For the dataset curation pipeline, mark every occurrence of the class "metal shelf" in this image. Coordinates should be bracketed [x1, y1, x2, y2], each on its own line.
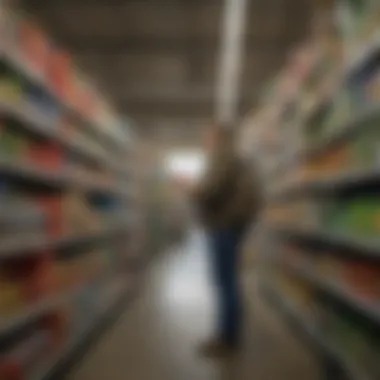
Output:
[301, 105, 380, 161]
[0, 158, 129, 197]
[0, 288, 79, 341]
[275, 225, 380, 261]
[0, 226, 125, 259]
[262, 283, 371, 380]
[283, 261, 380, 326]
[0, 101, 120, 172]
[0, 47, 128, 159]
[271, 167, 380, 200]
[31, 287, 130, 380]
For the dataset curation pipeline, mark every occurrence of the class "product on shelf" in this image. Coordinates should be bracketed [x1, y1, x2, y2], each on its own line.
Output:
[25, 140, 64, 170]
[47, 48, 71, 99]
[18, 19, 49, 77]
[22, 255, 57, 302]
[0, 3, 135, 380]
[0, 64, 23, 105]
[241, 1, 380, 378]
[0, 256, 56, 320]
[324, 194, 380, 237]
[309, 145, 349, 173]
[0, 122, 28, 159]
[0, 272, 23, 319]
[0, 329, 51, 380]
[36, 194, 63, 237]
[341, 259, 380, 300]
[62, 191, 101, 235]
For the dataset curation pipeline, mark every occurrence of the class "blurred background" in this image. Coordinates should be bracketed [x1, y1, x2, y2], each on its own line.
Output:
[0, 0, 379, 379]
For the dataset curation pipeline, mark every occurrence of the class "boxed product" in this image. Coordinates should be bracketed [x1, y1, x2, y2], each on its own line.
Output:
[323, 195, 380, 237]
[25, 140, 64, 170]
[301, 144, 350, 179]
[22, 255, 57, 302]
[0, 64, 23, 105]
[47, 48, 71, 100]
[0, 122, 28, 159]
[0, 255, 56, 318]
[17, 19, 49, 77]
[0, 273, 23, 318]
[341, 259, 380, 300]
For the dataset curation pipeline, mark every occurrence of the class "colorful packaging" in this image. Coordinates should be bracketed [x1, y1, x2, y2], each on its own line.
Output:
[18, 20, 49, 77]
[25, 141, 64, 170]
[47, 48, 71, 100]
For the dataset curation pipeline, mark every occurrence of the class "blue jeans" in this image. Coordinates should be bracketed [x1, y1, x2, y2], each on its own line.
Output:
[208, 226, 245, 346]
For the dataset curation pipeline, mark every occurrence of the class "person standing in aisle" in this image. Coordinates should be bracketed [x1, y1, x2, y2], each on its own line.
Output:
[194, 122, 262, 357]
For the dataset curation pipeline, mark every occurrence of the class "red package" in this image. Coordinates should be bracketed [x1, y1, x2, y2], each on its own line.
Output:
[0, 359, 22, 380]
[343, 260, 380, 300]
[23, 256, 56, 301]
[25, 141, 64, 170]
[47, 49, 71, 99]
[42, 311, 69, 347]
[18, 20, 49, 76]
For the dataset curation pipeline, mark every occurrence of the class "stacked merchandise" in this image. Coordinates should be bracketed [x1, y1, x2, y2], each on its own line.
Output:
[242, 1, 380, 379]
[0, 5, 139, 380]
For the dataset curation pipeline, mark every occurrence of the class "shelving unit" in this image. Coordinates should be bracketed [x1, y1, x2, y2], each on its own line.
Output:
[280, 259, 380, 325]
[0, 4, 142, 380]
[241, 1, 380, 379]
[262, 283, 370, 380]
[275, 224, 380, 261]
[30, 281, 130, 380]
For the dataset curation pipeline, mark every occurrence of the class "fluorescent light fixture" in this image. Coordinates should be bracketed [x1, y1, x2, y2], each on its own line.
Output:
[164, 150, 206, 180]
[216, 0, 248, 125]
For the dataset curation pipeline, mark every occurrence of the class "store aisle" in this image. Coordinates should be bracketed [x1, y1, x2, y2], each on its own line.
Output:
[67, 230, 319, 380]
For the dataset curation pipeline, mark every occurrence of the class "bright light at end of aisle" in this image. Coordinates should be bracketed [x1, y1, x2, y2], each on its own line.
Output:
[164, 150, 206, 182]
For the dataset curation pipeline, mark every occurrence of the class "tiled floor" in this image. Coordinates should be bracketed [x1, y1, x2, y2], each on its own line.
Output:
[67, 230, 319, 380]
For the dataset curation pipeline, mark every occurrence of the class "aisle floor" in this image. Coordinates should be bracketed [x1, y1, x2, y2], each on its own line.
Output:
[67, 230, 319, 380]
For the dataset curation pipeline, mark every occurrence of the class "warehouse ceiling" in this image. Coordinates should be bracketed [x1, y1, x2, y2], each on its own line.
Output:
[20, 0, 315, 144]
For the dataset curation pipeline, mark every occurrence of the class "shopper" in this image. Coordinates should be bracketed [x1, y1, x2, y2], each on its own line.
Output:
[194, 122, 261, 357]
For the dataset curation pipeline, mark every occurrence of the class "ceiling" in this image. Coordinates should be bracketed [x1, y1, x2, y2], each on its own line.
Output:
[19, 0, 317, 146]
